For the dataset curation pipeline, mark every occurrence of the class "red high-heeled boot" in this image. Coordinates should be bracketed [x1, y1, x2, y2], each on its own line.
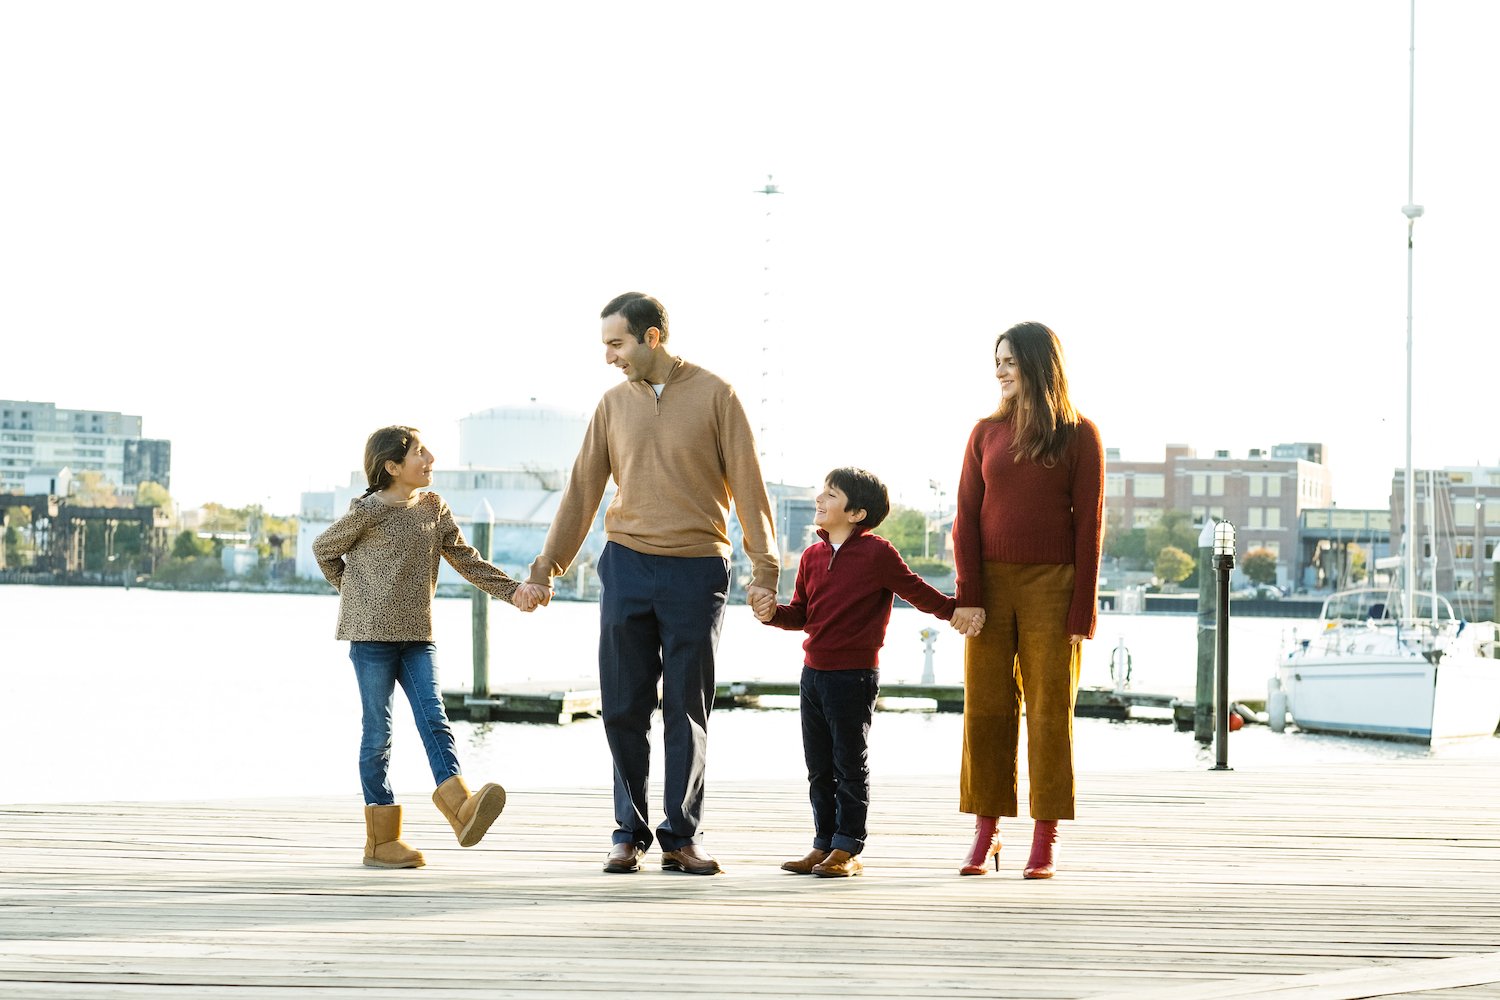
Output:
[959, 816, 1001, 875]
[1023, 819, 1058, 879]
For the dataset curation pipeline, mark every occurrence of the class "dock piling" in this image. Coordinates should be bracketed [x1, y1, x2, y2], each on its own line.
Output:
[1194, 521, 1215, 743]
[470, 500, 495, 721]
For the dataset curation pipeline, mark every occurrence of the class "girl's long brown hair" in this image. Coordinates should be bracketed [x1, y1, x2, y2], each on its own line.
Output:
[362, 426, 420, 496]
[987, 322, 1078, 466]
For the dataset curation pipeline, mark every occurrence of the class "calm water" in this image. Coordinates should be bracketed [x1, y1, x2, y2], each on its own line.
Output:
[3, 585, 1495, 805]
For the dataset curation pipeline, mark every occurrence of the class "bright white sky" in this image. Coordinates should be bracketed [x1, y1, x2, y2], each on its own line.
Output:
[3, 2, 1496, 519]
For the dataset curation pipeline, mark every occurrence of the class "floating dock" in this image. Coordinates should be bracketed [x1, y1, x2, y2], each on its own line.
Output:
[445, 680, 1184, 725]
[443, 681, 602, 725]
[715, 679, 1180, 722]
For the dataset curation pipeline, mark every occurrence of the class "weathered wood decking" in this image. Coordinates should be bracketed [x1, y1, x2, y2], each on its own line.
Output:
[4, 756, 1500, 998]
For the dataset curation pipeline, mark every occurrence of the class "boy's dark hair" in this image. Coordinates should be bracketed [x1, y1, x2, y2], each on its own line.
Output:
[826, 467, 891, 530]
[601, 292, 670, 344]
[362, 425, 420, 497]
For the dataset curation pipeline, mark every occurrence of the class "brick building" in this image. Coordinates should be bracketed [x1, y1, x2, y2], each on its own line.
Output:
[1105, 442, 1334, 590]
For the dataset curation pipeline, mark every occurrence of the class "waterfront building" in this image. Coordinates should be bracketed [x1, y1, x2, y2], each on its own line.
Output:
[221, 545, 260, 577]
[1296, 507, 1391, 592]
[123, 439, 173, 492]
[1391, 465, 1500, 609]
[1105, 442, 1334, 590]
[0, 399, 171, 496]
[770, 483, 819, 560]
[22, 466, 72, 497]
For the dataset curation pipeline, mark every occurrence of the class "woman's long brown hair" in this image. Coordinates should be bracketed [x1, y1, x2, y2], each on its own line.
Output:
[986, 322, 1078, 466]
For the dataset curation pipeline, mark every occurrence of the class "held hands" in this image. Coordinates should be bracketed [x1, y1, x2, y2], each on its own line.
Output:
[747, 584, 777, 623]
[513, 582, 553, 613]
[950, 607, 986, 638]
[944, 608, 1079, 644]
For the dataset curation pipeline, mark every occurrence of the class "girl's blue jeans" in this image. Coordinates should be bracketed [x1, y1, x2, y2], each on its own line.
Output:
[349, 641, 461, 805]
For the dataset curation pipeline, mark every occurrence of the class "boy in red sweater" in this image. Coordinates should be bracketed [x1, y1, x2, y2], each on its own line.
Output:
[754, 467, 970, 877]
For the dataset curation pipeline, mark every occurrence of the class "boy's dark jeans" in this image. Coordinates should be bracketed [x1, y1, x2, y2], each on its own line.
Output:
[800, 665, 879, 856]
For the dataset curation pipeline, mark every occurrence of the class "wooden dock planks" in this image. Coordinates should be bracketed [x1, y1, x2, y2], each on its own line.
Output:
[4, 755, 1500, 998]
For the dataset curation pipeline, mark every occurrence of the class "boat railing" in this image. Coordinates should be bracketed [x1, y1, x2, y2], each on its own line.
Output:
[1318, 587, 1457, 625]
[1291, 614, 1466, 660]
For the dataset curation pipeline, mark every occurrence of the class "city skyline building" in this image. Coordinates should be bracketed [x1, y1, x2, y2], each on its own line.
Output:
[1, 399, 171, 497]
[1391, 464, 1500, 604]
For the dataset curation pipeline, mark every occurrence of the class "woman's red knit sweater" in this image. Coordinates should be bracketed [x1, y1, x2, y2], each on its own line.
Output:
[951, 416, 1105, 637]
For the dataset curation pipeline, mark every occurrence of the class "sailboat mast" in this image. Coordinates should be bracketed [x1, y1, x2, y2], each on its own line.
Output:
[1401, 0, 1422, 620]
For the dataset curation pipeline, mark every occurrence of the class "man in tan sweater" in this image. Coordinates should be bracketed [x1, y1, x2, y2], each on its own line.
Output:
[520, 292, 778, 875]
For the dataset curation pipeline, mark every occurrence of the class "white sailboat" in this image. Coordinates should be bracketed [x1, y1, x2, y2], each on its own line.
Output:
[1279, 587, 1500, 741]
[1275, 0, 1500, 744]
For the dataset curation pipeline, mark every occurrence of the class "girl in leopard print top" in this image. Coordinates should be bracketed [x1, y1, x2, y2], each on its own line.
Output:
[312, 425, 533, 869]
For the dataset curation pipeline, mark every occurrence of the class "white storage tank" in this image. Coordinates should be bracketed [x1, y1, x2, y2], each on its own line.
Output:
[458, 403, 589, 470]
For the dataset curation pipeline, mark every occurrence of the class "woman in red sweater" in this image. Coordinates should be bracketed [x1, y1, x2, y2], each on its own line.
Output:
[950, 321, 1104, 879]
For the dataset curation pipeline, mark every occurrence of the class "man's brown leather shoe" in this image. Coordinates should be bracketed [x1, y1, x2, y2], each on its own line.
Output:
[812, 849, 863, 878]
[603, 843, 643, 874]
[780, 849, 829, 874]
[660, 844, 722, 875]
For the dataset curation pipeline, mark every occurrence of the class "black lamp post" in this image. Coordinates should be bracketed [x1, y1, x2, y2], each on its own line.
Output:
[1212, 520, 1236, 771]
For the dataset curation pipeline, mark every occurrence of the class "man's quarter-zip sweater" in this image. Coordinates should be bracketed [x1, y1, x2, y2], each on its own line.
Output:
[526, 358, 779, 590]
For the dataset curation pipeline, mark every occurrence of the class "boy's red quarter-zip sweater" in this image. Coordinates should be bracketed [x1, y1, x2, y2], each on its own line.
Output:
[767, 527, 956, 670]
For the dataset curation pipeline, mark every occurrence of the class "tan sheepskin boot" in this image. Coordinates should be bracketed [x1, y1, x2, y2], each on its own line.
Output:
[432, 775, 506, 847]
[363, 804, 424, 869]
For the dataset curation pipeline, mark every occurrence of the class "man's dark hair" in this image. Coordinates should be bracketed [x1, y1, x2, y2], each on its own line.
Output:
[826, 467, 891, 530]
[601, 292, 670, 344]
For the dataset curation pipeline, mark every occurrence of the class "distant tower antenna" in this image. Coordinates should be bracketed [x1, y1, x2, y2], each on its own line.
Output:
[755, 174, 782, 481]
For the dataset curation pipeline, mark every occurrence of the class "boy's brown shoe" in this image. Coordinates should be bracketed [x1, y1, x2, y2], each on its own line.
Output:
[780, 849, 829, 874]
[812, 849, 863, 878]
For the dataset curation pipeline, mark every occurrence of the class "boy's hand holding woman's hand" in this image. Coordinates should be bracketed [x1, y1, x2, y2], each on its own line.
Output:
[747, 584, 776, 623]
[950, 606, 985, 638]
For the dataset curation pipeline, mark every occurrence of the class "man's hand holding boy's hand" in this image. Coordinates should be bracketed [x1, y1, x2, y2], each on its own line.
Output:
[747, 585, 776, 622]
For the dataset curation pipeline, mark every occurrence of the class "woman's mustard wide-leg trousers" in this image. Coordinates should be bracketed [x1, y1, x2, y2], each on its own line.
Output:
[960, 561, 1081, 820]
